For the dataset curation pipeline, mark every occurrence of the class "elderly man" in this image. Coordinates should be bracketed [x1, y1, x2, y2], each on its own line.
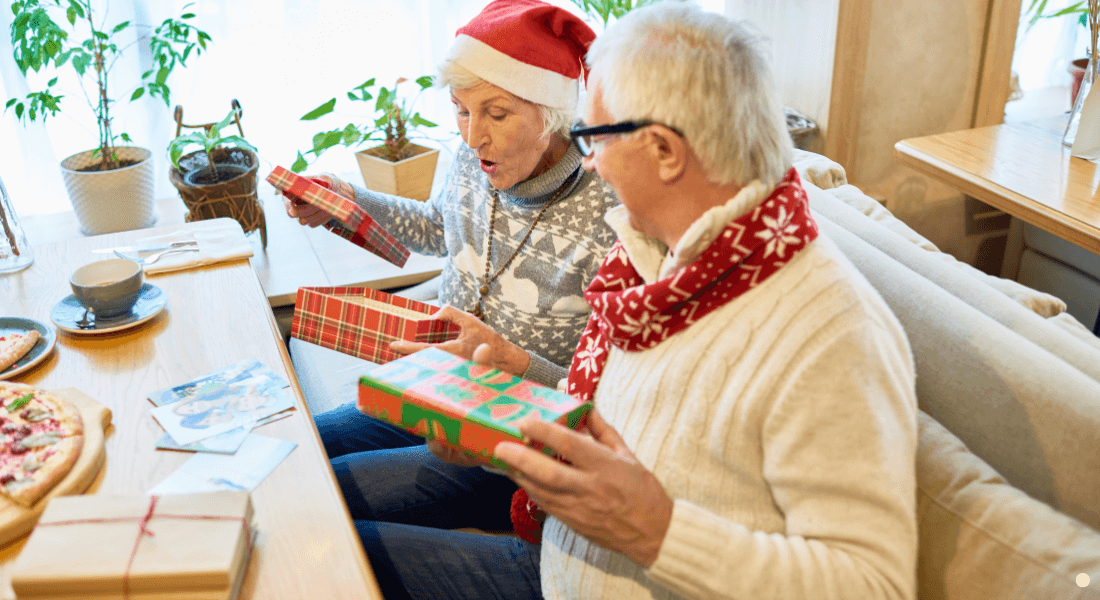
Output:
[359, 4, 919, 600]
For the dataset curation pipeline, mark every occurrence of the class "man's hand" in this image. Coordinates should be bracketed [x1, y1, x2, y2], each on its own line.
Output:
[281, 172, 354, 227]
[493, 410, 674, 568]
[389, 306, 532, 376]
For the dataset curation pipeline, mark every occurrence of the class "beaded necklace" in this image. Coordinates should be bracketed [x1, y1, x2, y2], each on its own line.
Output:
[471, 177, 573, 319]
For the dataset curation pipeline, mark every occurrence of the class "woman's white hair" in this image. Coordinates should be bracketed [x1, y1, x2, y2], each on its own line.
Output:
[436, 59, 575, 140]
[586, 2, 791, 189]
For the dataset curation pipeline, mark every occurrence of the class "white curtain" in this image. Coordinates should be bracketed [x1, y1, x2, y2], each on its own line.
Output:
[1, 0, 592, 217]
[1013, 1, 1089, 92]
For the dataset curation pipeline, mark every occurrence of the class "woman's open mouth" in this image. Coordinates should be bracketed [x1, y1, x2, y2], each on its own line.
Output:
[479, 159, 498, 175]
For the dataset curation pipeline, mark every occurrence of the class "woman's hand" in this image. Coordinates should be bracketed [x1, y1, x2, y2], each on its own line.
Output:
[389, 306, 532, 376]
[281, 172, 355, 227]
[493, 409, 674, 568]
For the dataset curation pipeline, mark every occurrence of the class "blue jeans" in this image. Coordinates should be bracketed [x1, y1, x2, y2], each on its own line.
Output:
[314, 401, 424, 457]
[316, 403, 540, 599]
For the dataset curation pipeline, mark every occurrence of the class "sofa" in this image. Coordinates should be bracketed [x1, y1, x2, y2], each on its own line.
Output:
[289, 150, 1100, 599]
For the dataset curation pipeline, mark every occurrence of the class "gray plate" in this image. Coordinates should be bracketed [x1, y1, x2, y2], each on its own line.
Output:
[0, 317, 57, 380]
[51, 283, 167, 335]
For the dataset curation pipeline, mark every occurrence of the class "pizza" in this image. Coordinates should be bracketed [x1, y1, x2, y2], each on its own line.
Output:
[0, 383, 84, 507]
[0, 330, 39, 373]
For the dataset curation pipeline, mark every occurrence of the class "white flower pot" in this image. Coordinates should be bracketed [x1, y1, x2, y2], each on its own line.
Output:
[60, 147, 157, 235]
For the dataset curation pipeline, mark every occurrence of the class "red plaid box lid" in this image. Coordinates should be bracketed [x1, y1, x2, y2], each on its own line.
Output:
[266, 166, 411, 267]
[291, 287, 460, 364]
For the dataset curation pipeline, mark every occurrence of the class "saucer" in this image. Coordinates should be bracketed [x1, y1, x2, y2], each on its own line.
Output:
[51, 283, 168, 335]
[0, 317, 57, 380]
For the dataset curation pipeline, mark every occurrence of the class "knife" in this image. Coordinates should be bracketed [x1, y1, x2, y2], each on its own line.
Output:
[92, 241, 197, 254]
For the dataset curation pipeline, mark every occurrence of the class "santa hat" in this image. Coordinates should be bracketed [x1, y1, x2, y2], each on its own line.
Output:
[446, 0, 596, 110]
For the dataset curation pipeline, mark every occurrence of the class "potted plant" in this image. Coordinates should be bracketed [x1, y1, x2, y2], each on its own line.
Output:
[293, 76, 441, 201]
[6, 0, 211, 235]
[167, 103, 266, 247]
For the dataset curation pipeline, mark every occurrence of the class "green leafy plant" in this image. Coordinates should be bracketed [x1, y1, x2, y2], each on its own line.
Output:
[566, 0, 683, 28]
[1026, 0, 1089, 29]
[168, 107, 257, 181]
[6, 0, 211, 171]
[292, 76, 438, 173]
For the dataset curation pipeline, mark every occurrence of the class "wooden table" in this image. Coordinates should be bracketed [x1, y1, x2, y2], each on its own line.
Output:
[894, 116, 1100, 256]
[22, 185, 445, 308]
[0, 219, 382, 599]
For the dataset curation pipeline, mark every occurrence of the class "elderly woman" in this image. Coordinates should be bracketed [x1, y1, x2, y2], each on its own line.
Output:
[356, 4, 919, 600]
[284, 0, 618, 457]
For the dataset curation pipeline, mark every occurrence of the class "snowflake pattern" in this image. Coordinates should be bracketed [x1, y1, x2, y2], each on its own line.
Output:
[567, 168, 819, 402]
[754, 206, 803, 259]
[573, 335, 606, 379]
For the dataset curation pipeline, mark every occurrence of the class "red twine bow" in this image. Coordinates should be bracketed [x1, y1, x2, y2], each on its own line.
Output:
[37, 494, 251, 597]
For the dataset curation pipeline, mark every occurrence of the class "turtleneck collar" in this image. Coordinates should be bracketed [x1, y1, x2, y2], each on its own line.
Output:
[495, 142, 584, 208]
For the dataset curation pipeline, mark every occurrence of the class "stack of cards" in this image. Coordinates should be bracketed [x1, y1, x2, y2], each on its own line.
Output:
[146, 360, 299, 495]
[149, 359, 295, 454]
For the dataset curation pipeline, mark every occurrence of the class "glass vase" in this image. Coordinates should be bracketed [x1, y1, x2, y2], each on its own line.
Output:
[1064, 54, 1098, 147]
[0, 175, 34, 274]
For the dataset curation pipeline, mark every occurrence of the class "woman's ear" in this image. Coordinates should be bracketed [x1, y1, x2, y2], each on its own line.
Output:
[651, 126, 687, 184]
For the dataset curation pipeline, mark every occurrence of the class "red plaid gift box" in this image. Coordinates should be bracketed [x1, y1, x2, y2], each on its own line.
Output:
[266, 166, 411, 267]
[291, 287, 461, 364]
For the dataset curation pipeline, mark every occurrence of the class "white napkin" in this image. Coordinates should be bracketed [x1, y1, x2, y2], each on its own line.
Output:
[135, 219, 255, 275]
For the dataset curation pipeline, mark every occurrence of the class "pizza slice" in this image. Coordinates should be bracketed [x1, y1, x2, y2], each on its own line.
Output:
[0, 382, 84, 507]
[0, 331, 40, 373]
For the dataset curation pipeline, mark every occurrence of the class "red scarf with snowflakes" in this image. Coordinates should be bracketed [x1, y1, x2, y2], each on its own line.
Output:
[511, 168, 820, 543]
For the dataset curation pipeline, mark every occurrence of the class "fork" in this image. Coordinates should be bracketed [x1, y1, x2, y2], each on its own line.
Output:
[114, 246, 200, 265]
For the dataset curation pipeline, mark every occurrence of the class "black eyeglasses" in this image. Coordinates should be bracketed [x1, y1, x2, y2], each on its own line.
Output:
[569, 120, 684, 156]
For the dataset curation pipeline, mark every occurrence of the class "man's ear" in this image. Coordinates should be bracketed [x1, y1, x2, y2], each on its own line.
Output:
[650, 126, 687, 184]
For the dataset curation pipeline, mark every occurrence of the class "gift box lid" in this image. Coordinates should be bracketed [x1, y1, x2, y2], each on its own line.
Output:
[265, 166, 410, 267]
[358, 347, 591, 467]
[11, 491, 253, 597]
[292, 286, 460, 364]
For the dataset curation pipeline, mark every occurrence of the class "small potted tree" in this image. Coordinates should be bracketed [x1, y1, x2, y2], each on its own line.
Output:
[6, 0, 211, 235]
[167, 103, 265, 247]
[294, 76, 441, 201]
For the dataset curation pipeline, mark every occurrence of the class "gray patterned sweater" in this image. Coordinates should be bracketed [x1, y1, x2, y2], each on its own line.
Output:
[350, 142, 620, 386]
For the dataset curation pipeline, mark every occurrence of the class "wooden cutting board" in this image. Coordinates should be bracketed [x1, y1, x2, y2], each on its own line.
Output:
[0, 388, 111, 547]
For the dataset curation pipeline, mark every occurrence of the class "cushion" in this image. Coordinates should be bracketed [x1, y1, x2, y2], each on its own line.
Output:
[792, 151, 1070, 319]
[917, 411, 1100, 600]
[811, 210, 1100, 531]
[807, 182, 1100, 383]
[792, 149, 848, 190]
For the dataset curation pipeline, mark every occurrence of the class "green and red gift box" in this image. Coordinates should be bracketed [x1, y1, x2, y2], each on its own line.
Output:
[358, 347, 592, 468]
[292, 287, 460, 364]
[266, 165, 410, 267]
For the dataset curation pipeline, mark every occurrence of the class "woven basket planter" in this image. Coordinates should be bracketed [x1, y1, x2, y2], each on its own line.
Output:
[169, 147, 266, 248]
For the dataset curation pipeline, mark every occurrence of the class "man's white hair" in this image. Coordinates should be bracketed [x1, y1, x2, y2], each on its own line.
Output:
[436, 59, 575, 140]
[586, 2, 792, 188]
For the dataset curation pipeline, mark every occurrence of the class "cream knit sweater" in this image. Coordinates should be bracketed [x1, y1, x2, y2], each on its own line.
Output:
[540, 182, 919, 600]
